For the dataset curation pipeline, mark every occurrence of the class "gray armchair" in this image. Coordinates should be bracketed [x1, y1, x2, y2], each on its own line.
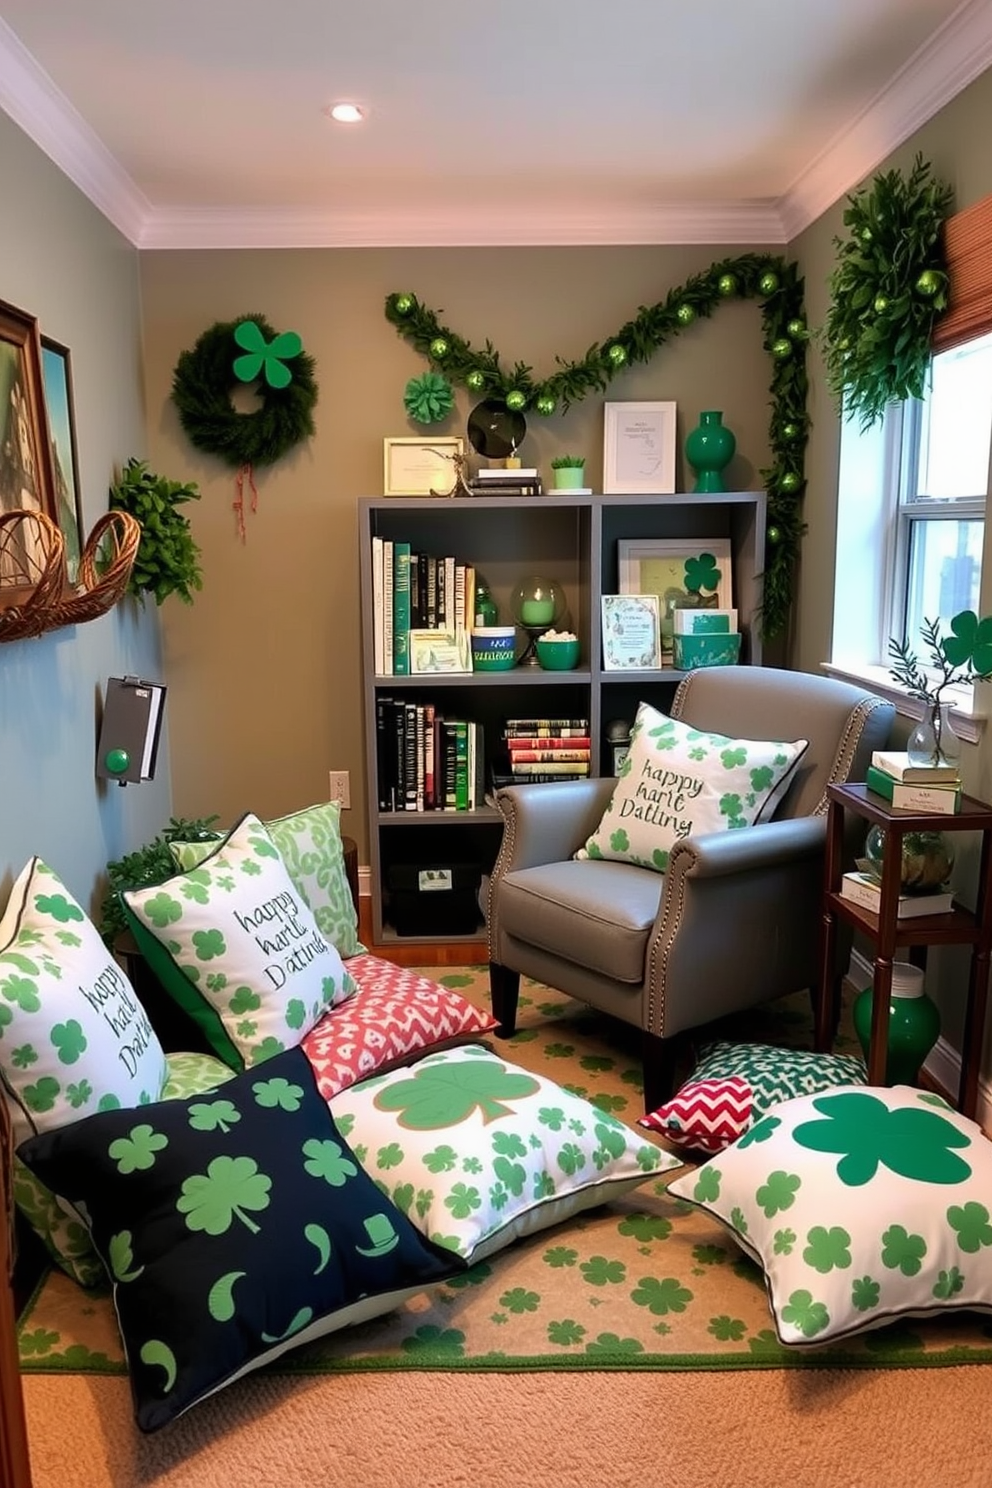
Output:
[487, 666, 894, 1112]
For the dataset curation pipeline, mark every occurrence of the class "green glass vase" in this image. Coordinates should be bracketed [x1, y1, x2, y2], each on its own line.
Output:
[853, 962, 941, 1085]
[685, 410, 736, 493]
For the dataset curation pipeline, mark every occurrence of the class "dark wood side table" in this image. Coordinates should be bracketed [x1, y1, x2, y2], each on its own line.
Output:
[816, 782, 992, 1119]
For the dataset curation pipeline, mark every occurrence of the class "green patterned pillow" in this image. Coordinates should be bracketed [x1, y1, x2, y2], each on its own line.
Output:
[668, 1084, 992, 1345]
[12, 1049, 235, 1287]
[577, 700, 807, 872]
[124, 813, 357, 1071]
[330, 1043, 679, 1264]
[170, 801, 364, 959]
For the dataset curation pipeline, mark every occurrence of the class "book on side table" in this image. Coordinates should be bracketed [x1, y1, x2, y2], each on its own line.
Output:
[870, 750, 961, 785]
[865, 763, 962, 815]
[840, 870, 955, 919]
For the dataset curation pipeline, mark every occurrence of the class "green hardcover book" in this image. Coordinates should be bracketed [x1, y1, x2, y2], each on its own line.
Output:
[865, 763, 961, 814]
[392, 541, 412, 676]
[454, 720, 470, 810]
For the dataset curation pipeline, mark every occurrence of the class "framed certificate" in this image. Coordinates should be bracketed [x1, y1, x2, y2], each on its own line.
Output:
[602, 401, 677, 494]
[601, 594, 662, 670]
[383, 437, 464, 496]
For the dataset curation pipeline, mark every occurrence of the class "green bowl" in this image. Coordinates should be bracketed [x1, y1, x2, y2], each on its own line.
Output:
[535, 638, 580, 671]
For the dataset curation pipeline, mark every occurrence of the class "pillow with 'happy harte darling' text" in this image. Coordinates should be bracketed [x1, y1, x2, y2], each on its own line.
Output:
[577, 700, 807, 873]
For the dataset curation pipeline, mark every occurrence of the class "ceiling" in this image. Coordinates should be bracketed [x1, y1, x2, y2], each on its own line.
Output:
[1, 0, 990, 250]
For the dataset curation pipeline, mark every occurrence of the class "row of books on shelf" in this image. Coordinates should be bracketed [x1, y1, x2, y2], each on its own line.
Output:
[371, 537, 482, 676]
[865, 749, 962, 815]
[375, 698, 486, 813]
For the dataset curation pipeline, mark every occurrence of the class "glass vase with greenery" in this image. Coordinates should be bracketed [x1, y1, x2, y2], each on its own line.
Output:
[887, 609, 992, 767]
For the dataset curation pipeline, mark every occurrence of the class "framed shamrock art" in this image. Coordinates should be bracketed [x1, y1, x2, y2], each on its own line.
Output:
[618, 538, 732, 659]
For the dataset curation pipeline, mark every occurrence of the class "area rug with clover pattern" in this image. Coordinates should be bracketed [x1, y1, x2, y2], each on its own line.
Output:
[17, 969, 992, 1377]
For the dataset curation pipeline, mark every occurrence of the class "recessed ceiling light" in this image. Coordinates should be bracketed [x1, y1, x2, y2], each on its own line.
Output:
[326, 103, 366, 124]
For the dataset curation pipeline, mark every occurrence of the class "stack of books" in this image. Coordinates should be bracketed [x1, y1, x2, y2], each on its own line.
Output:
[866, 749, 962, 815]
[491, 717, 591, 788]
[467, 468, 544, 499]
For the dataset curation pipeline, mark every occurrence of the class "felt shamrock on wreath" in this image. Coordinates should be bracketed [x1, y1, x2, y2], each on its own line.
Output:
[171, 315, 318, 539]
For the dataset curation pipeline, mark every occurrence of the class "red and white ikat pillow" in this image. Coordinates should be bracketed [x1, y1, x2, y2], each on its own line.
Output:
[301, 954, 497, 1101]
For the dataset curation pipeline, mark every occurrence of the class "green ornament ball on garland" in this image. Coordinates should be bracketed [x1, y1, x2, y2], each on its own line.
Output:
[171, 314, 318, 470]
[466, 369, 486, 391]
[768, 525, 782, 544]
[782, 422, 801, 440]
[771, 338, 793, 360]
[535, 394, 557, 416]
[505, 389, 527, 411]
[607, 344, 628, 367]
[786, 319, 807, 340]
[780, 471, 801, 493]
[676, 304, 696, 326]
[393, 294, 414, 316]
[916, 269, 941, 296]
[403, 370, 454, 425]
[718, 274, 737, 296]
[429, 337, 449, 361]
[873, 295, 889, 314]
[759, 271, 780, 296]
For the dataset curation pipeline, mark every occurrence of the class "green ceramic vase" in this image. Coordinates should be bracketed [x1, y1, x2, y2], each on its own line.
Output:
[853, 962, 941, 1085]
[685, 410, 736, 493]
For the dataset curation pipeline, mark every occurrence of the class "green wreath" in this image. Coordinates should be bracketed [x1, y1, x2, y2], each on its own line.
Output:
[171, 314, 318, 468]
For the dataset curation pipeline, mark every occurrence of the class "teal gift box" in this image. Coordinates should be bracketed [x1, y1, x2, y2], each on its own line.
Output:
[672, 633, 742, 669]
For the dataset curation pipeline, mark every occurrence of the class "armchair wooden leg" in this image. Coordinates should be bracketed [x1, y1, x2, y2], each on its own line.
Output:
[641, 1031, 682, 1115]
[489, 962, 521, 1037]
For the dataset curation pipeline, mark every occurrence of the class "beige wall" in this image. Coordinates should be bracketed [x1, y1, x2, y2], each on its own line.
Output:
[139, 245, 776, 857]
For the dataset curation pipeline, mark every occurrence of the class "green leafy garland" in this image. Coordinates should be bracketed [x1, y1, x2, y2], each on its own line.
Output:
[172, 315, 318, 468]
[823, 154, 952, 430]
[385, 253, 808, 639]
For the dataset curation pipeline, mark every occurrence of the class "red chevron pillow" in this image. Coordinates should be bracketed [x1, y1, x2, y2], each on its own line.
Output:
[640, 1074, 754, 1154]
[301, 954, 497, 1101]
[640, 1042, 867, 1154]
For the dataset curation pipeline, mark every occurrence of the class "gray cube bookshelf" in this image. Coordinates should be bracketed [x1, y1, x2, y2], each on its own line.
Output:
[359, 490, 766, 945]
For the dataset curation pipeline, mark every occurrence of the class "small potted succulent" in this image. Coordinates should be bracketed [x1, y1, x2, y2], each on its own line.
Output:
[550, 455, 587, 491]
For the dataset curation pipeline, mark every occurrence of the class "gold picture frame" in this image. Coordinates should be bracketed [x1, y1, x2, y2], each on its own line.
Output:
[383, 437, 464, 496]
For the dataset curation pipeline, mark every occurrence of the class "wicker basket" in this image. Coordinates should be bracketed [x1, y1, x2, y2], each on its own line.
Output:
[0, 508, 141, 641]
[0, 509, 67, 642]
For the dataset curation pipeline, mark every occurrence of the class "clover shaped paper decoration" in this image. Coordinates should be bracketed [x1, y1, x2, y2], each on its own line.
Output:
[232, 321, 304, 390]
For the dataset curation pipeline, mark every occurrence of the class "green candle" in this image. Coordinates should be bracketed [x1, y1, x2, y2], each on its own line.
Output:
[521, 597, 555, 625]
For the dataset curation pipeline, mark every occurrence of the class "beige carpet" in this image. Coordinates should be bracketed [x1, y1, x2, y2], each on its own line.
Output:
[18, 970, 992, 1487]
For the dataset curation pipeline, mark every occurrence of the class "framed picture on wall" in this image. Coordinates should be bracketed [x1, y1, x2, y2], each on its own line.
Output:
[41, 337, 84, 584]
[0, 298, 58, 593]
[383, 437, 464, 496]
[602, 401, 677, 494]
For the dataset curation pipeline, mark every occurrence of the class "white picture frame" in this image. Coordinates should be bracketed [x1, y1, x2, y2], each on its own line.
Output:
[618, 538, 733, 658]
[408, 628, 472, 674]
[602, 401, 677, 494]
[601, 594, 662, 670]
[383, 436, 464, 497]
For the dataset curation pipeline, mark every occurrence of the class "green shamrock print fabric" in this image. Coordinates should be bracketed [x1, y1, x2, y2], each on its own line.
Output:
[668, 1084, 992, 1346]
[125, 812, 356, 1070]
[17, 1047, 461, 1432]
[577, 700, 807, 872]
[0, 857, 168, 1140]
[329, 1044, 679, 1262]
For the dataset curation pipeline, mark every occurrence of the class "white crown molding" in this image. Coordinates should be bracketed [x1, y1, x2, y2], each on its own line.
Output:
[779, 0, 992, 239]
[0, 17, 150, 244]
[0, 4, 989, 250]
[135, 201, 786, 251]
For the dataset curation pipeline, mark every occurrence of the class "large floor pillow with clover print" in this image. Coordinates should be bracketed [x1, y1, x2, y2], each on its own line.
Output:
[640, 1042, 868, 1155]
[576, 699, 807, 871]
[667, 1084, 992, 1347]
[12, 1049, 236, 1288]
[329, 1043, 679, 1265]
[16, 1046, 462, 1432]
[169, 800, 365, 960]
[301, 955, 498, 1100]
[123, 812, 357, 1071]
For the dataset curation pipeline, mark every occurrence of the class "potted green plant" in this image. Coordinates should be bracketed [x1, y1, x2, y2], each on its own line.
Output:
[98, 814, 221, 948]
[550, 455, 587, 491]
[109, 458, 204, 605]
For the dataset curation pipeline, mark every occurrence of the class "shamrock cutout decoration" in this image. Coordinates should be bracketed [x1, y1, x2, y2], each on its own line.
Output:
[941, 610, 992, 679]
[232, 320, 303, 390]
[683, 553, 722, 595]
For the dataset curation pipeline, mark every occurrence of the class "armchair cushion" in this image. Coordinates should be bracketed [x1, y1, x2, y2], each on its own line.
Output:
[577, 701, 807, 873]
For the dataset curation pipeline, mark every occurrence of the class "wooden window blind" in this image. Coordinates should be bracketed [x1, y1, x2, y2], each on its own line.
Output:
[932, 191, 992, 352]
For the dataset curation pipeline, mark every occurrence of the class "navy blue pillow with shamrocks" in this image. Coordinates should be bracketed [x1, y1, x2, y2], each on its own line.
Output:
[18, 1046, 462, 1432]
